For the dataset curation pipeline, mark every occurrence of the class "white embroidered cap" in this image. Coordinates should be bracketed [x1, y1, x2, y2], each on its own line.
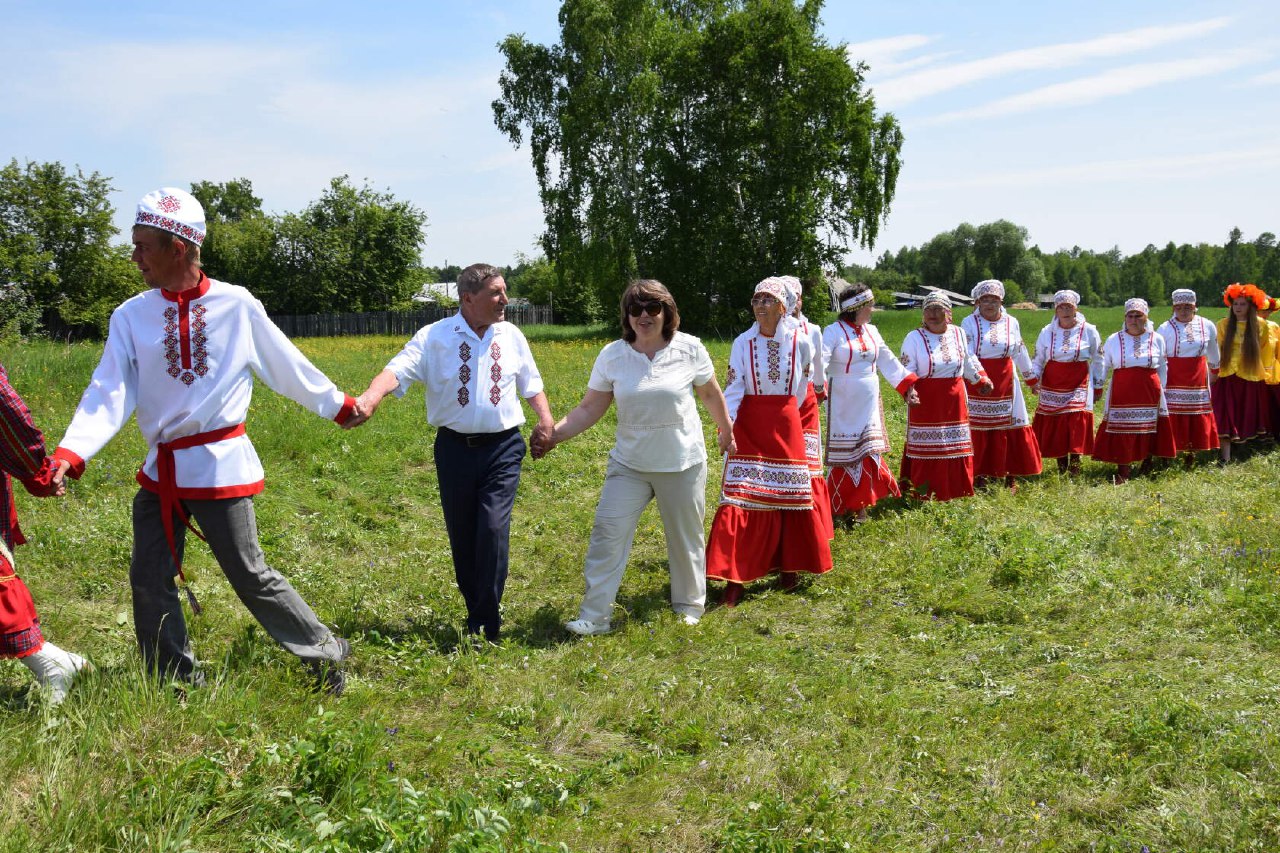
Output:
[1171, 289, 1197, 305]
[922, 291, 952, 310]
[135, 187, 206, 245]
[1054, 290, 1080, 307]
[778, 275, 802, 315]
[971, 279, 1004, 301]
[753, 277, 789, 306]
[1124, 298, 1149, 315]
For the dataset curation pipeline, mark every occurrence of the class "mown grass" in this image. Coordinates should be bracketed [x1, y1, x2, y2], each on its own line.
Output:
[1, 304, 1275, 852]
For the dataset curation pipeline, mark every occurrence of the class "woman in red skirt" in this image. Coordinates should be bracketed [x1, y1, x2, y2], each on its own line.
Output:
[0, 362, 90, 704]
[1213, 283, 1278, 462]
[1092, 299, 1177, 483]
[707, 277, 832, 606]
[898, 292, 993, 501]
[780, 276, 834, 540]
[961, 279, 1042, 491]
[1155, 289, 1219, 465]
[1031, 290, 1106, 476]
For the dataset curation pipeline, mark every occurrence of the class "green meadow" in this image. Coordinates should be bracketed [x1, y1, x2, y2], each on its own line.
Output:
[3, 305, 1279, 852]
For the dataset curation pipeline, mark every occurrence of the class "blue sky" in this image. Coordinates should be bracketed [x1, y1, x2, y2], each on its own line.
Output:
[2, 1, 1277, 271]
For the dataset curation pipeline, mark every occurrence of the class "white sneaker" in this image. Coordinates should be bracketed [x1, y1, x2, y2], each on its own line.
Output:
[679, 613, 701, 626]
[565, 618, 611, 636]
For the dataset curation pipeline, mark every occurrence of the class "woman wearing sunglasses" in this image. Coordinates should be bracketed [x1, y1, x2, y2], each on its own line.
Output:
[547, 279, 734, 635]
[705, 277, 834, 607]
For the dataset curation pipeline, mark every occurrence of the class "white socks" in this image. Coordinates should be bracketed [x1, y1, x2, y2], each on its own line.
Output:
[20, 642, 90, 704]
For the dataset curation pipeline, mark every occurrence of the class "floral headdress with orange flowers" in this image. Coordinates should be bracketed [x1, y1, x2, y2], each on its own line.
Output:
[1223, 282, 1269, 309]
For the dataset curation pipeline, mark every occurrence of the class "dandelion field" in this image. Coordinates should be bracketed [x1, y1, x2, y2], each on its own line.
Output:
[2, 306, 1279, 852]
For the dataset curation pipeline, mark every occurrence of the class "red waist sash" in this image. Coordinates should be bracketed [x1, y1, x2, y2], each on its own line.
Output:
[156, 424, 246, 579]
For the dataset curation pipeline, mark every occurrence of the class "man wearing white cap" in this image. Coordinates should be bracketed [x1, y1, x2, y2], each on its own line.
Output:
[1156, 290, 1219, 465]
[51, 187, 358, 693]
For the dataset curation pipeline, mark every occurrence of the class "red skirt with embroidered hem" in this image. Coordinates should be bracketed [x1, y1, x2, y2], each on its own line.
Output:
[828, 456, 900, 514]
[900, 376, 974, 502]
[707, 395, 832, 583]
[1033, 360, 1094, 458]
[967, 358, 1042, 477]
[0, 558, 43, 659]
[1092, 367, 1177, 464]
[1165, 356, 1217, 452]
[799, 383, 834, 540]
[1212, 374, 1272, 442]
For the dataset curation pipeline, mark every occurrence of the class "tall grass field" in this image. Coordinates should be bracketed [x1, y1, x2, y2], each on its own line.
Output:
[3, 306, 1279, 852]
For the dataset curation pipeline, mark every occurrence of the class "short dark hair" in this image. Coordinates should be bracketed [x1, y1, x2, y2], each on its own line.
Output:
[457, 263, 503, 296]
[620, 279, 679, 343]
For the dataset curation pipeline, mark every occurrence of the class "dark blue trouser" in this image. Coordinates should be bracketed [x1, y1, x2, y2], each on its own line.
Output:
[433, 426, 526, 639]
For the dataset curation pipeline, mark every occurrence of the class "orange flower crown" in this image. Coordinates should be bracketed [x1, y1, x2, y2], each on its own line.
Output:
[1223, 282, 1270, 309]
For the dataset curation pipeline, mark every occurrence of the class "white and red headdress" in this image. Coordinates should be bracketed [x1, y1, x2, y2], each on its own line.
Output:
[135, 187, 206, 245]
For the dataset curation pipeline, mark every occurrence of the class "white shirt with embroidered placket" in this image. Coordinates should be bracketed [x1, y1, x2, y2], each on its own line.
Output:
[384, 317, 544, 433]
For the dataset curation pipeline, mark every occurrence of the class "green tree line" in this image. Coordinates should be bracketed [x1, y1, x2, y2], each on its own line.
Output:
[1, 162, 430, 337]
[853, 220, 1280, 307]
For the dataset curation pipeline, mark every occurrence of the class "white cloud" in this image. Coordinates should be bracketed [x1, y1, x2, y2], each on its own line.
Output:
[910, 144, 1280, 191]
[1246, 68, 1280, 85]
[873, 17, 1233, 107]
[922, 51, 1267, 124]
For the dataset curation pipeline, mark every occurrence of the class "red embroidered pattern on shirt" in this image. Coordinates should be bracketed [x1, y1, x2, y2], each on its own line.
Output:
[488, 342, 503, 406]
[766, 339, 781, 384]
[163, 307, 183, 379]
[726, 365, 737, 385]
[457, 342, 472, 407]
[190, 305, 209, 377]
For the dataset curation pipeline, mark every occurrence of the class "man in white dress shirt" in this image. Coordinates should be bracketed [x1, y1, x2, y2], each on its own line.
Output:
[53, 188, 357, 694]
[351, 263, 554, 642]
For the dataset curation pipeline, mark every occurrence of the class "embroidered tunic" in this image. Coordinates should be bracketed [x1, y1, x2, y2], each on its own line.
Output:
[722, 321, 813, 421]
[898, 326, 987, 501]
[1092, 330, 1177, 463]
[1098, 330, 1169, 420]
[55, 277, 353, 495]
[1156, 317, 1219, 421]
[821, 320, 914, 467]
[1032, 318, 1107, 414]
[384, 317, 544, 433]
[961, 311, 1037, 429]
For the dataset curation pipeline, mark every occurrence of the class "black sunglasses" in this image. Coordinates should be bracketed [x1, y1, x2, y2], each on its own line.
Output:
[627, 301, 664, 317]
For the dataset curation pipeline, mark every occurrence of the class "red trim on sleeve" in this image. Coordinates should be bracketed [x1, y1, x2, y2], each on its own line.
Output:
[334, 394, 356, 425]
[1210, 367, 1220, 375]
[52, 447, 85, 479]
[896, 373, 918, 395]
[1026, 376, 1039, 387]
[18, 457, 59, 497]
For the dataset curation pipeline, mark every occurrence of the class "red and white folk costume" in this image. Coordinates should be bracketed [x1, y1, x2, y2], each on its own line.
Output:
[56, 276, 355, 507]
[821, 315, 915, 514]
[1156, 292, 1220, 453]
[1092, 304, 1177, 466]
[961, 304, 1042, 478]
[1031, 298, 1106, 460]
[898, 324, 989, 501]
[0, 362, 89, 701]
[793, 311, 834, 540]
[706, 312, 832, 584]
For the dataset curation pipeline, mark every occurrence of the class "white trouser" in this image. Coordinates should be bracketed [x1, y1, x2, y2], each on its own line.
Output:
[577, 458, 707, 624]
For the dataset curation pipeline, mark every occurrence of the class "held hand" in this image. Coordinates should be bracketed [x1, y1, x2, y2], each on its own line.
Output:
[530, 421, 555, 459]
[905, 388, 921, 407]
[978, 379, 994, 396]
[50, 459, 71, 496]
[1028, 382, 1040, 396]
[717, 427, 736, 455]
[343, 393, 381, 429]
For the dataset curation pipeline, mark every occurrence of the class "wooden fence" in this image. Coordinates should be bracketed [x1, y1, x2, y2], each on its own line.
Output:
[268, 305, 553, 338]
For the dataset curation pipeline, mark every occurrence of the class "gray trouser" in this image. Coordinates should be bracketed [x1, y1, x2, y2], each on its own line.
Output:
[577, 458, 708, 624]
[131, 489, 344, 681]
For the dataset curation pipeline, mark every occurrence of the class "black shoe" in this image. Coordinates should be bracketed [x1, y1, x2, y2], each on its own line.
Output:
[308, 638, 350, 697]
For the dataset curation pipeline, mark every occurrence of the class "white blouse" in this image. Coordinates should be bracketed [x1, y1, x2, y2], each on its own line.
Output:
[1033, 319, 1107, 389]
[899, 326, 986, 382]
[961, 311, 1037, 381]
[586, 332, 715, 473]
[1157, 316, 1220, 368]
[722, 321, 814, 420]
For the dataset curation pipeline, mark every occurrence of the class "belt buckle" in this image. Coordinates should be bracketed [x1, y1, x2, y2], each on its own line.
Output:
[465, 433, 484, 448]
